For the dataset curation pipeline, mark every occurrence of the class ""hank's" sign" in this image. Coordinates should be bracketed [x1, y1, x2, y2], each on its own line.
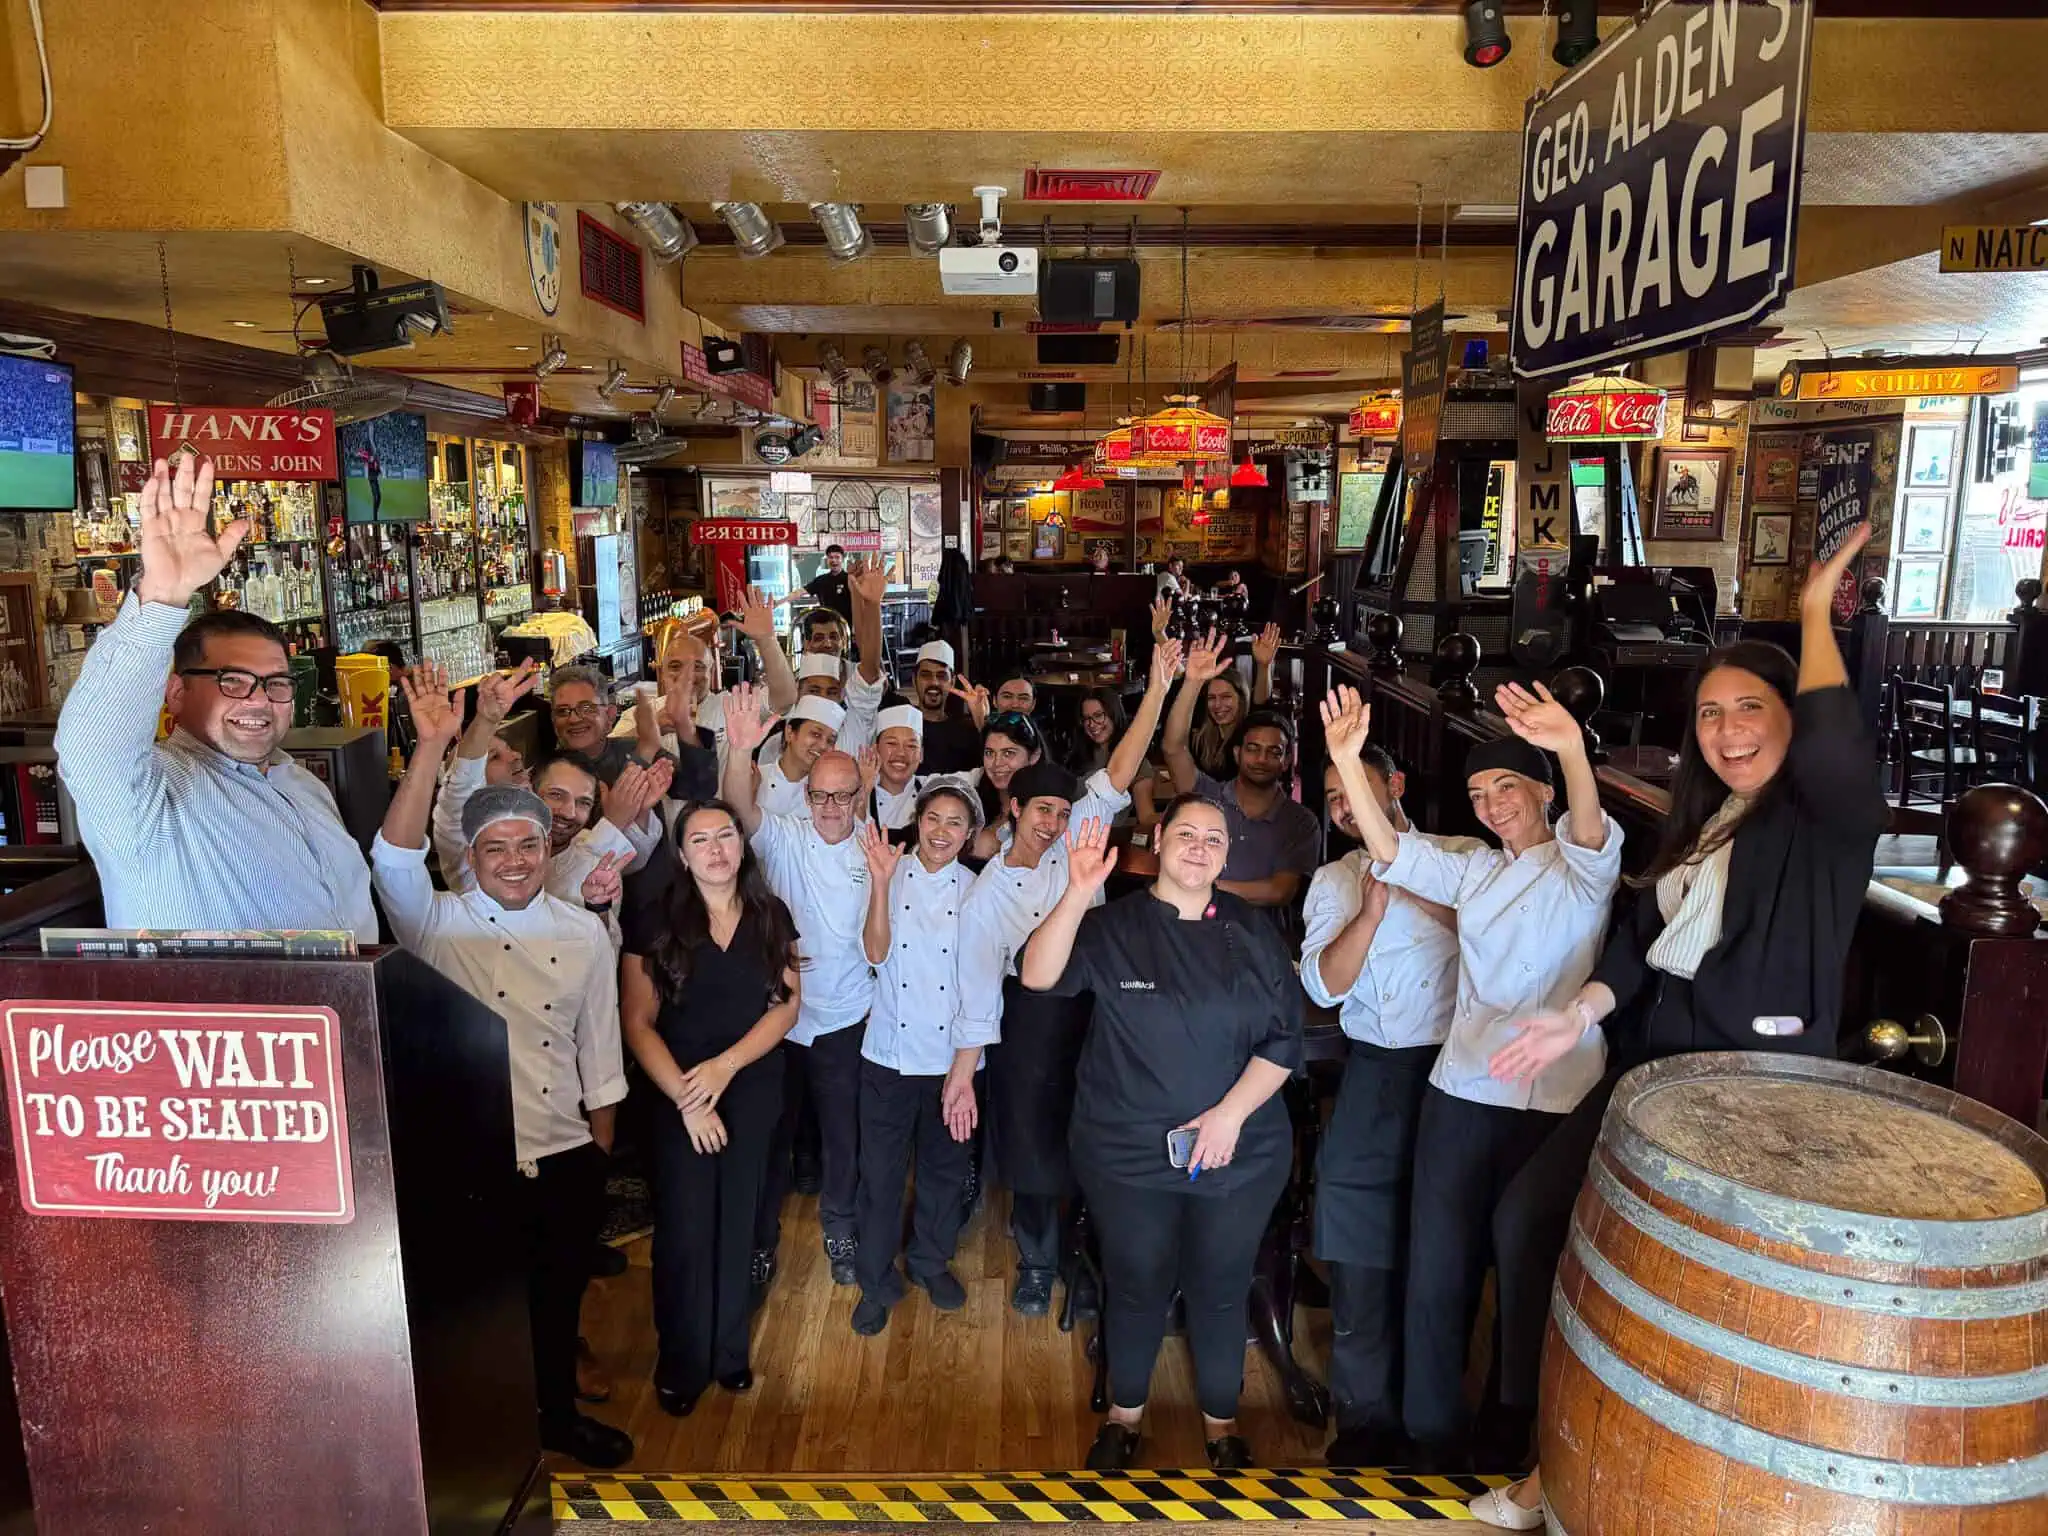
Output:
[148, 408, 338, 481]
[2, 1001, 354, 1223]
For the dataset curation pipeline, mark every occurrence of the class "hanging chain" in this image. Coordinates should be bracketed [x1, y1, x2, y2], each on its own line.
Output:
[1440, 196, 1450, 301]
[1177, 207, 1191, 395]
[1411, 185, 1424, 318]
[157, 239, 182, 408]
[1527, 0, 1556, 109]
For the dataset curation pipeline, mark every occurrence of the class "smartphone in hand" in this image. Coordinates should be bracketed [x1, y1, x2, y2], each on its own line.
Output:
[1166, 1126, 1198, 1170]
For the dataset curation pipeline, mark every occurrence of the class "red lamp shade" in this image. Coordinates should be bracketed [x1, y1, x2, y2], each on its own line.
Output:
[1229, 455, 1268, 488]
[1050, 464, 1106, 492]
[1545, 375, 1668, 441]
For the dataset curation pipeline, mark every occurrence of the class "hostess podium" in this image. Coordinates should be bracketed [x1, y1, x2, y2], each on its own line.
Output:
[0, 949, 550, 1536]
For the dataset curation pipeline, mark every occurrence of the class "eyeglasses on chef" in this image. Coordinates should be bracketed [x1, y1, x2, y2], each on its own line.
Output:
[807, 788, 859, 808]
[178, 668, 297, 703]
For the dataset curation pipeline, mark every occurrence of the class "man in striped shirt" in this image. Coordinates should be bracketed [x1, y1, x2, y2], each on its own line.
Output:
[55, 455, 375, 940]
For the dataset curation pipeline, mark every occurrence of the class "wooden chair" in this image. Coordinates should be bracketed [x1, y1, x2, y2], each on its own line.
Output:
[1889, 676, 1977, 808]
[1967, 688, 2031, 789]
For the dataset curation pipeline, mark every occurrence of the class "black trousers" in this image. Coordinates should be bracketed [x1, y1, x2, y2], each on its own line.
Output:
[517, 1140, 608, 1427]
[757, 1021, 864, 1252]
[1011, 1191, 1063, 1272]
[651, 1058, 781, 1397]
[1492, 1073, 1617, 1413]
[854, 1060, 973, 1295]
[1079, 1163, 1289, 1423]
[1401, 1087, 1562, 1451]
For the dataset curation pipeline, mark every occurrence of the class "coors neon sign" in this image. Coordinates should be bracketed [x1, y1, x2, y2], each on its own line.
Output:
[1545, 378, 1668, 442]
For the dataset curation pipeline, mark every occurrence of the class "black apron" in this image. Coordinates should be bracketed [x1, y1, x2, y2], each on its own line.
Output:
[988, 973, 1091, 1198]
[1312, 1039, 1439, 1268]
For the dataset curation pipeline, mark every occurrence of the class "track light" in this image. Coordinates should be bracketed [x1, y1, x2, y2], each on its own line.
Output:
[533, 334, 568, 378]
[653, 379, 676, 416]
[714, 202, 784, 259]
[946, 339, 972, 386]
[903, 203, 954, 256]
[902, 339, 936, 385]
[614, 202, 698, 264]
[811, 202, 872, 263]
[1552, 0, 1599, 67]
[598, 359, 629, 399]
[1463, 0, 1512, 68]
[862, 345, 893, 383]
[815, 341, 851, 387]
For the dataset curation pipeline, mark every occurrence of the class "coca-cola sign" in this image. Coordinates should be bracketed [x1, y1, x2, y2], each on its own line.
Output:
[1545, 382, 1667, 442]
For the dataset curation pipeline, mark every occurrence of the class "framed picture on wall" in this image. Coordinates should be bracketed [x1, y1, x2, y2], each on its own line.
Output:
[1749, 509, 1792, 565]
[1906, 425, 1957, 488]
[1650, 448, 1729, 541]
[1753, 437, 1800, 502]
[1899, 493, 1949, 553]
[1894, 556, 1943, 617]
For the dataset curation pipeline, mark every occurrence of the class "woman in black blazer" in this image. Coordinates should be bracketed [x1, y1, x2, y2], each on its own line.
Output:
[1466, 526, 1887, 1529]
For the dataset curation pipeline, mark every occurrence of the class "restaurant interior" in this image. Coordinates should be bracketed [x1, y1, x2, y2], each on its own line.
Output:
[0, 1, 2042, 1532]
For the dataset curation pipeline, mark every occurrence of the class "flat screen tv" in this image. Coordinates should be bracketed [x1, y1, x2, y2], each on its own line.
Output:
[0, 355, 76, 510]
[572, 438, 618, 508]
[338, 411, 429, 523]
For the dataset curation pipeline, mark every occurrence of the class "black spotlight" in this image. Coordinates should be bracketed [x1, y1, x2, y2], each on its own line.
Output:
[1553, 0, 1599, 67]
[703, 336, 745, 374]
[1464, 0, 1512, 68]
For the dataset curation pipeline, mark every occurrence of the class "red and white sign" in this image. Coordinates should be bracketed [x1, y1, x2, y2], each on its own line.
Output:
[2, 1001, 354, 1224]
[681, 343, 776, 415]
[502, 379, 541, 427]
[1133, 419, 1232, 458]
[147, 408, 338, 481]
[1544, 383, 1667, 442]
[833, 530, 884, 552]
[1349, 396, 1402, 437]
[690, 519, 797, 546]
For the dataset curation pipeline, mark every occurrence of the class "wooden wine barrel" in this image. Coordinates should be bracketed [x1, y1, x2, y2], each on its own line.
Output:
[1540, 1052, 2048, 1536]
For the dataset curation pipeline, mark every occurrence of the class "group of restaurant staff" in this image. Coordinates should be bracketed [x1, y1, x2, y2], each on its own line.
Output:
[58, 456, 1887, 1506]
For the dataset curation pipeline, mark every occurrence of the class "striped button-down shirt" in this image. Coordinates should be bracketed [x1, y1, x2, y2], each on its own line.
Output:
[54, 596, 377, 941]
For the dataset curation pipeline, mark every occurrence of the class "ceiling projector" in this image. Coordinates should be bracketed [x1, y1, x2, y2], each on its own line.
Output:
[939, 244, 1038, 296]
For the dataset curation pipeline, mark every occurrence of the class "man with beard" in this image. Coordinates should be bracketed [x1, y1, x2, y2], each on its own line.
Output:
[904, 639, 984, 775]
[1163, 629, 1320, 910]
[55, 454, 375, 939]
[1302, 743, 1473, 1468]
[722, 684, 872, 1291]
[372, 664, 632, 1471]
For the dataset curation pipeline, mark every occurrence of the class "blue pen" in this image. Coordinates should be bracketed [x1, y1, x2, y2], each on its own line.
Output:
[1188, 1163, 1201, 1183]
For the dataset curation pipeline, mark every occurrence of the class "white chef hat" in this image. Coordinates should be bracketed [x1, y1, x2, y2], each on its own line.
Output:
[875, 704, 923, 739]
[915, 639, 956, 670]
[787, 695, 846, 733]
[796, 653, 844, 682]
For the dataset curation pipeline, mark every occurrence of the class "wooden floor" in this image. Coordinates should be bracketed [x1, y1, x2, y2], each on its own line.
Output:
[573, 1187, 1342, 1474]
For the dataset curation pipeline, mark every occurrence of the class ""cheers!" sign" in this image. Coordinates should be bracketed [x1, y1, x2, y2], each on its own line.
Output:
[2, 1002, 354, 1223]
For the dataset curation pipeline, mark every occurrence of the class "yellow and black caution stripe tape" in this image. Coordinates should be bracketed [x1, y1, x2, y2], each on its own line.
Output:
[554, 1469, 1509, 1522]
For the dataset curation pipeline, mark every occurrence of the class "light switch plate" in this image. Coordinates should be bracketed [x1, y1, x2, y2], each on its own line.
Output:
[23, 165, 64, 209]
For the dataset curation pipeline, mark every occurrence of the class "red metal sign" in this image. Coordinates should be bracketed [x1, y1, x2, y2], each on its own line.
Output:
[146, 408, 338, 481]
[1545, 385, 1667, 442]
[502, 379, 541, 427]
[2, 1000, 354, 1223]
[834, 530, 883, 552]
[691, 519, 797, 546]
[1349, 399, 1402, 436]
[681, 343, 776, 415]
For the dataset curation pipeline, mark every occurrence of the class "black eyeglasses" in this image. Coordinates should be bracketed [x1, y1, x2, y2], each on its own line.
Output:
[806, 788, 859, 808]
[179, 668, 296, 703]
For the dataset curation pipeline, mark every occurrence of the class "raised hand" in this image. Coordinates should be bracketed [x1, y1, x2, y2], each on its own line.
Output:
[1065, 816, 1118, 897]
[602, 760, 657, 830]
[1251, 623, 1282, 669]
[1495, 679, 1583, 757]
[474, 659, 539, 727]
[134, 454, 245, 607]
[401, 660, 462, 748]
[632, 685, 662, 758]
[1149, 636, 1183, 692]
[661, 680, 698, 737]
[1801, 519, 1873, 619]
[720, 680, 775, 757]
[848, 556, 887, 610]
[1319, 683, 1370, 764]
[950, 672, 991, 728]
[581, 851, 623, 908]
[1183, 627, 1229, 686]
[856, 818, 902, 885]
[732, 584, 778, 644]
[1149, 595, 1174, 641]
[857, 744, 881, 800]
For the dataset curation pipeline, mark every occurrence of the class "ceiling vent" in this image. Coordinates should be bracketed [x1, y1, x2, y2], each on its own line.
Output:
[1021, 169, 1160, 202]
[578, 212, 646, 322]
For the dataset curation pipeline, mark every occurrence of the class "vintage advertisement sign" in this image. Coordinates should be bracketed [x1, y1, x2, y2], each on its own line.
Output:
[1513, 0, 1816, 378]
[1813, 429, 1876, 562]
[3, 1001, 354, 1223]
[1940, 224, 2048, 275]
[1517, 380, 1573, 553]
[148, 408, 338, 481]
[689, 519, 797, 546]
[1778, 361, 2018, 402]
[1400, 301, 1448, 481]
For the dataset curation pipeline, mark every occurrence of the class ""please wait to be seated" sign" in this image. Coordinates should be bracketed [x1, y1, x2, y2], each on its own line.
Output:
[1, 1001, 354, 1223]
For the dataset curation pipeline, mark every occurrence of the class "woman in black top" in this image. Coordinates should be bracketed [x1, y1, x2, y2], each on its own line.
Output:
[1021, 797, 1303, 1473]
[620, 799, 802, 1419]
[1466, 528, 1886, 1528]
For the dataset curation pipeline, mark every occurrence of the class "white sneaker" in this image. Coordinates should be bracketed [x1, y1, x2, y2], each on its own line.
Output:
[1467, 1486, 1544, 1530]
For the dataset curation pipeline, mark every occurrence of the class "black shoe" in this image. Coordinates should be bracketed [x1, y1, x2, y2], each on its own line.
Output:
[1011, 1267, 1055, 1316]
[1405, 1439, 1471, 1476]
[1206, 1434, 1254, 1471]
[1325, 1426, 1408, 1469]
[792, 1152, 823, 1196]
[750, 1247, 777, 1309]
[541, 1412, 634, 1468]
[655, 1384, 701, 1417]
[1085, 1422, 1142, 1471]
[852, 1295, 892, 1336]
[589, 1242, 628, 1279]
[916, 1267, 967, 1311]
[825, 1235, 858, 1287]
[717, 1368, 755, 1393]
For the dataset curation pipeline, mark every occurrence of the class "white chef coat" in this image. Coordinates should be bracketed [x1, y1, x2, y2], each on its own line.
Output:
[756, 752, 812, 820]
[862, 854, 991, 1076]
[1300, 842, 1477, 1050]
[370, 835, 628, 1166]
[837, 666, 886, 756]
[751, 811, 872, 1045]
[872, 777, 923, 831]
[1375, 816, 1624, 1113]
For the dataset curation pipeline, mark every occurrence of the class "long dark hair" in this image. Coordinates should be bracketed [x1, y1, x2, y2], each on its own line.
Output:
[979, 711, 1043, 826]
[646, 799, 800, 1003]
[1632, 640, 1797, 886]
[1065, 687, 1128, 775]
